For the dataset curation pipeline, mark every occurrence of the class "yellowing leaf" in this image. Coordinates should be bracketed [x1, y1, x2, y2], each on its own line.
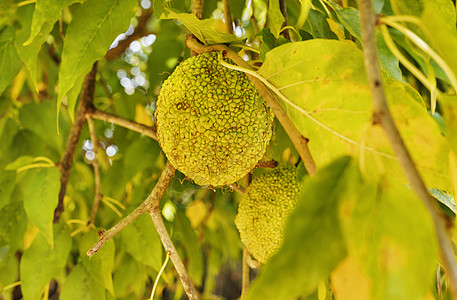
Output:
[134, 104, 153, 127]
[258, 40, 450, 190]
[331, 255, 372, 300]
[185, 200, 207, 228]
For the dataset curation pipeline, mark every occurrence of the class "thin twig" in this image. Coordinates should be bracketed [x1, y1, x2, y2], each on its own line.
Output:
[54, 63, 98, 223]
[86, 107, 157, 140]
[87, 116, 102, 225]
[147, 163, 199, 299]
[185, 36, 317, 176]
[357, 0, 457, 298]
[87, 161, 175, 257]
[192, 0, 204, 20]
[241, 245, 250, 297]
[279, 0, 290, 40]
[105, 10, 154, 60]
[223, 0, 233, 34]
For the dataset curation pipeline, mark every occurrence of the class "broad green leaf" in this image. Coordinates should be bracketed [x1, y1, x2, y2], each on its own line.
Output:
[20, 167, 60, 246]
[60, 264, 105, 300]
[57, 0, 138, 116]
[64, 74, 85, 122]
[113, 253, 147, 298]
[19, 101, 65, 152]
[267, 0, 285, 38]
[0, 26, 21, 95]
[0, 201, 27, 253]
[245, 157, 352, 300]
[441, 95, 457, 155]
[329, 3, 402, 81]
[79, 231, 115, 296]
[14, 5, 52, 94]
[390, 0, 457, 84]
[24, 0, 85, 46]
[20, 225, 72, 300]
[174, 210, 204, 286]
[119, 213, 163, 271]
[341, 177, 438, 299]
[0, 171, 16, 210]
[303, 9, 338, 40]
[0, 0, 16, 31]
[159, 10, 241, 45]
[257, 40, 450, 190]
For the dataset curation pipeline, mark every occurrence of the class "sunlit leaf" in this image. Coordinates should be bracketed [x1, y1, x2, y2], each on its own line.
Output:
[0, 171, 16, 210]
[24, 0, 85, 46]
[257, 40, 450, 190]
[119, 213, 163, 271]
[20, 225, 72, 300]
[57, 0, 138, 116]
[267, 0, 285, 38]
[331, 255, 372, 300]
[390, 0, 457, 85]
[20, 167, 60, 246]
[328, 3, 402, 80]
[0, 201, 27, 254]
[341, 177, 438, 299]
[245, 157, 352, 300]
[60, 264, 105, 300]
[159, 10, 241, 45]
[78, 231, 115, 296]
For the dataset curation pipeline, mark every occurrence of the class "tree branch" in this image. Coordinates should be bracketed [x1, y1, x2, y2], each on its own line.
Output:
[105, 9, 154, 60]
[192, 0, 204, 20]
[54, 63, 98, 223]
[223, 0, 233, 34]
[185, 36, 317, 176]
[279, 0, 290, 40]
[86, 107, 157, 140]
[87, 116, 102, 226]
[86, 161, 175, 257]
[241, 245, 250, 297]
[357, 0, 457, 297]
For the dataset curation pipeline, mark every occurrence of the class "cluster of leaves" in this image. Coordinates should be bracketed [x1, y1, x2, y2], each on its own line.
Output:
[1, 0, 457, 299]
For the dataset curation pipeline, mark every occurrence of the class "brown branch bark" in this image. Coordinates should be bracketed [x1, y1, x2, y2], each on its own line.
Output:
[241, 245, 250, 297]
[185, 37, 317, 176]
[105, 10, 154, 60]
[87, 116, 102, 226]
[357, 0, 457, 298]
[223, 0, 233, 34]
[86, 107, 157, 140]
[54, 63, 98, 223]
[279, 0, 290, 40]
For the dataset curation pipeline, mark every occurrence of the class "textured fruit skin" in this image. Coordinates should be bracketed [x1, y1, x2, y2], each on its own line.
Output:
[155, 51, 274, 187]
[235, 165, 302, 263]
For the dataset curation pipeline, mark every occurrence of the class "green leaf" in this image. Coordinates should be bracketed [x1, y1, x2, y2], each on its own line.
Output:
[441, 95, 457, 155]
[119, 213, 163, 271]
[245, 157, 352, 300]
[430, 188, 456, 215]
[303, 9, 338, 40]
[24, 0, 85, 46]
[258, 40, 450, 190]
[113, 253, 147, 298]
[328, 3, 401, 80]
[0, 201, 27, 253]
[57, 0, 138, 116]
[60, 264, 106, 300]
[20, 225, 72, 300]
[159, 10, 241, 45]
[79, 231, 115, 296]
[0, 26, 21, 95]
[390, 0, 457, 83]
[0, 0, 16, 31]
[20, 167, 60, 246]
[341, 178, 438, 299]
[0, 171, 16, 210]
[14, 5, 52, 94]
[174, 210, 204, 286]
[267, 0, 285, 38]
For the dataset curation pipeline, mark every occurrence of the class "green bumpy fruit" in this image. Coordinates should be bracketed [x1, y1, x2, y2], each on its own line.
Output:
[235, 165, 302, 263]
[155, 51, 274, 187]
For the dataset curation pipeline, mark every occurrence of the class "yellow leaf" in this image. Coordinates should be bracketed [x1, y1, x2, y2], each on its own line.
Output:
[185, 200, 207, 228]
[331, 255, 372, 300]
[134, 104, 153, 126]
